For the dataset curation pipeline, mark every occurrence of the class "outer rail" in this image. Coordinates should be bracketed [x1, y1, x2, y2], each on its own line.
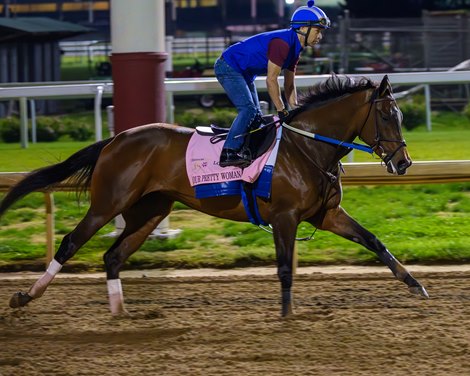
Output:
[342, 160, 470, 185]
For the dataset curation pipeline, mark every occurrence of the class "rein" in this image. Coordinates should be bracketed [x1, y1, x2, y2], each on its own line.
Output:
[280, 90, 378, 155]
[281, 122, 373, 154]
[282, 87, 407, 163]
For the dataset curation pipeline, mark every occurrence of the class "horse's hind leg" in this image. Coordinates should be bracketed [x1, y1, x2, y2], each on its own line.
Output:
[316, 207, 428, 298]
[103, 192, 174, 315]
[9, 210, 113, 309]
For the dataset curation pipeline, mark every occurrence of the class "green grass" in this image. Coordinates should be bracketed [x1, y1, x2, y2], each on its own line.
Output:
[0, 184, 469, 271]
[0, 110, 469, 271]
[0, 112, 111, 171]
[61, 56, 110, 81]
[351, 111, 470, 162]
[0, 141, 91, 171]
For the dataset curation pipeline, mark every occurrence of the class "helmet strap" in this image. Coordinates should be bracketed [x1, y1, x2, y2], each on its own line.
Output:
[304, 26, 312, 47]
[295, 26, 313, 48]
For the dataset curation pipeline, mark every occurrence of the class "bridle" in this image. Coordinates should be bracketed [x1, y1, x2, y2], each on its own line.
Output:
[358, 88, 407, 166]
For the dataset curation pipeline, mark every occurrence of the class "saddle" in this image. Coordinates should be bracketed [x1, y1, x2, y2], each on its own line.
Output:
[187, 121, 283, 226]
[195, 115, 278, 161]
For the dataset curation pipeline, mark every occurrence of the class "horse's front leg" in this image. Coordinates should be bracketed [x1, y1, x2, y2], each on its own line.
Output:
[317, 206, 428, 298]
[271, 212, 298, 317]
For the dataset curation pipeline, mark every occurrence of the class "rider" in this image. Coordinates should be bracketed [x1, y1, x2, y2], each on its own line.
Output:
[215, 0, 330, 168]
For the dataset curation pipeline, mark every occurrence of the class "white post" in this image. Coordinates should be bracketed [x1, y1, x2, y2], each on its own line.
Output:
[19, 96, 28, 148]
[251, 0, 256, 23]
[166, 91, 175, 124]
[165, 36, 175, 123]
[30, 99, 37, 143]
[277, 0, 284, 18]
[94, 85, 103, 141]
[165, 36, 173, 76]
[424, 84, 432, 132]
[106, 105, 114, 136]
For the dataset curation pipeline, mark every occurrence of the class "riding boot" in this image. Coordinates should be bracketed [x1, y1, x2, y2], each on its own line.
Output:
[219, 114, 261, 168]
[219, 148, 252, 168]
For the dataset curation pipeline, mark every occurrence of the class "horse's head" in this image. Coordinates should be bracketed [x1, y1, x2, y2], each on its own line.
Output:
[359, 75, 412, 175]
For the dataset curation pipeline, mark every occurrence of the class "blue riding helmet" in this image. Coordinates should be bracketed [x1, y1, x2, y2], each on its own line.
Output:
[290, 0, 331, 29]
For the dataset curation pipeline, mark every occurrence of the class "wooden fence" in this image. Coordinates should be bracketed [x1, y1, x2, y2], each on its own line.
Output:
[1, 160, 470, 266]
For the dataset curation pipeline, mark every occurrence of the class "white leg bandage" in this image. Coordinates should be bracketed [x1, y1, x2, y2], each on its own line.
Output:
[107, 279, 125, 315]
[28, 259, 63, 298]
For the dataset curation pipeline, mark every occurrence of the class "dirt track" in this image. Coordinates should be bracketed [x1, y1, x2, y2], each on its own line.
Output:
[0, 268, 470, 376]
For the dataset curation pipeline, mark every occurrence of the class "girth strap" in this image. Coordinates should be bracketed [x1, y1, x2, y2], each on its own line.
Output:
[241, 182, 268, 226]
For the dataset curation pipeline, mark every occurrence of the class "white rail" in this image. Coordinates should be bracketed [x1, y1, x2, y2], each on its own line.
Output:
[2, 71, 469, 99]
[1, 71, 470, 147]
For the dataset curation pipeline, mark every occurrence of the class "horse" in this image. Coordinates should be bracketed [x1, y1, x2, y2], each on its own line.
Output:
[0, 74, 428, 317]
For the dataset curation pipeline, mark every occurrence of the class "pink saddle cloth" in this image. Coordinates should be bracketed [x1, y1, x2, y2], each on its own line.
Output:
[186, 129, 280, 187]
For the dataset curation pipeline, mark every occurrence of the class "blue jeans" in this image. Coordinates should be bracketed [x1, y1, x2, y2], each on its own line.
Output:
[214, 57, 261, 151]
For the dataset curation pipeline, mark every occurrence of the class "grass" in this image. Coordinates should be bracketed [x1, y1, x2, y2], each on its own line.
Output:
[0, 112, 111, 171]
[352, 111, 470, 162]
[0, 110, 469, 271]
[61, 56, 110, 81]
[0, 141, 92, 171]
[0, 184, 469, 271]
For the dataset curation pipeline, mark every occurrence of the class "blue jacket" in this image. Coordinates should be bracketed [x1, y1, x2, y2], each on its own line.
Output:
[222, 28, 303, 83]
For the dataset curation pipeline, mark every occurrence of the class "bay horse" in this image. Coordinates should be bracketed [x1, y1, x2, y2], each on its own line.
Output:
[0, 75, 428, 317]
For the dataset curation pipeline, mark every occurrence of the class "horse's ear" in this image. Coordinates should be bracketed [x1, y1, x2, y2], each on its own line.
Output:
[378, 75, 391, 97]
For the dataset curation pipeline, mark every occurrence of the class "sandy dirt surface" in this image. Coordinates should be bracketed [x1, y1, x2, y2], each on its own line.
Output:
[0, 267, 470, 376]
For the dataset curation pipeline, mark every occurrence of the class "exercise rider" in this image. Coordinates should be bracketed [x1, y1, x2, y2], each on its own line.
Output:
[214, 0, 330, 168]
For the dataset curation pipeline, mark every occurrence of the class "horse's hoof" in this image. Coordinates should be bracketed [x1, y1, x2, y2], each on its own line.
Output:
[409, 285, 429, 299]
[9, 292, 33, 308]
[111, 310, 132, 319]
[281, 303, 295, 318]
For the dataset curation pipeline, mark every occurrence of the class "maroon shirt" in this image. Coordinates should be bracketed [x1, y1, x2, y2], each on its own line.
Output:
[267, 38, 299, 72]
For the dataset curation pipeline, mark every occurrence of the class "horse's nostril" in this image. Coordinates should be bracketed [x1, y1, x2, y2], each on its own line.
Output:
[397, 159, 411, 173]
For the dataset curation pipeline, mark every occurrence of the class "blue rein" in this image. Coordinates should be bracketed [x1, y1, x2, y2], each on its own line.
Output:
[280, 121, 374, 154]
[310, 133, 373, 153]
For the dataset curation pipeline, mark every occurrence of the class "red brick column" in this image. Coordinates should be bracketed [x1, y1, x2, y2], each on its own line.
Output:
[111, 51, 168, 134]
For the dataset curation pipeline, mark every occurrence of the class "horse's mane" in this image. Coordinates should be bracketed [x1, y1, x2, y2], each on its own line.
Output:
[296, 74, 377, 111]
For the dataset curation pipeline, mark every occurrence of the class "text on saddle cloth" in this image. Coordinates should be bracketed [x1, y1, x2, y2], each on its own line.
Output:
[186, 126, 282, 187]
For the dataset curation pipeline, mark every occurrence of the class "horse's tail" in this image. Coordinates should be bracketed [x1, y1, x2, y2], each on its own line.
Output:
[0, 137, 114, 218]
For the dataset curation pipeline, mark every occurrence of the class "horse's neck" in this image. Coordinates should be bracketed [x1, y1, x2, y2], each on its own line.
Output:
[286, 91, 368, 169]
[310, 92, 367, 140]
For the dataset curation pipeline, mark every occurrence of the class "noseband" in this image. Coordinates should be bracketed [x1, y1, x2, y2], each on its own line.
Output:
[359, 89, 407, 165]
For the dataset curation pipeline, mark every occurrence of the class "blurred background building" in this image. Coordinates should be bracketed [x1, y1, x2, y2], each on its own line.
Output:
[2, 0, 470, 78]
[1, 0, 470, 113]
